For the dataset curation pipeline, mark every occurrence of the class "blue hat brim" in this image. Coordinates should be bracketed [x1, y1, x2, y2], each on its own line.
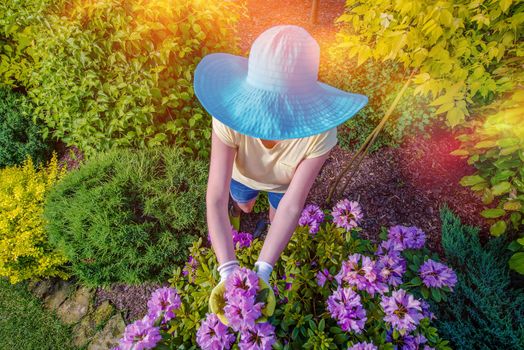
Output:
[194, 52, 368, 140]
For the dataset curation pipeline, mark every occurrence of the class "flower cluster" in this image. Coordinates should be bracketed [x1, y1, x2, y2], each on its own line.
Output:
[327, 287, 367, 333]
[298, 204, 324, 234]
[331, 199, 363, 231]
[419, 259, 457, 290]
[114, 287, 181, 350]
[335, 253, 388, 296]
[386, 225, 426, 250]
[197, 267, 276, 350]
[348, 341, 378, 350]
[380, 289, 424, 332]
[207, 226, 253, 250]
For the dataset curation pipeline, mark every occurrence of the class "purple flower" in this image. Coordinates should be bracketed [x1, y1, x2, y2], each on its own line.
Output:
[182, 255, 199, 282]
[118, 315, 161, 350]
[316, 268, 333, 287]
[348, 342, 378, 350]
[376, 238, 404, 256]
[299, 204, 325, 234]
[386, 329, 429, 350]
[380, 289, 424, 332]
[238, 322, 276, 350]
[225, 267, 260, 301]
[387, 226, 426, 250]
[224, 294, 263, 331]
[197, 313, 236, 350]
[147, 287, 181, 324]
[419, 259, 457, 290]
[232, 229, 253, 249]
[376, 251, 406, 287]
[335, 254, 388, 296]
[331, 199, 363, 230]
[281, 273, 294, 291]
[327, 287, 367, 333]
[420, 300, 435, 320]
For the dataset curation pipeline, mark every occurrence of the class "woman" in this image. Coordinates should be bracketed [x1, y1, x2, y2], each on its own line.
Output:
[193, 24, 368, 321]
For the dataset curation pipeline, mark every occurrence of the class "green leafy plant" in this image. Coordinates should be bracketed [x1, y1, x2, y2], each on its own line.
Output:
[44, 147, 208, 286]
[320, 57, 436, 152]
[23, 0, 245, 158]
[452, 87, 524, 273]
[153, 200, 453, 348]
[435, 207, 524, 349]
[0, 87, 52, 167]
[0, 153, 68, 284]
[332, 0, 523, 127]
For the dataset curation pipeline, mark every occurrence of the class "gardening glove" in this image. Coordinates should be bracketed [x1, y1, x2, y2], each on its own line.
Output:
[209, 260, 239, 325]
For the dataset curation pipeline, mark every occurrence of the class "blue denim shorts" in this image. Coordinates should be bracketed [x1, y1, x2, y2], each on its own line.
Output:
[230, 178, 285, 209]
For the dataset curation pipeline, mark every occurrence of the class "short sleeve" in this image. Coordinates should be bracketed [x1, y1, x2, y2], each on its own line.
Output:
[305, 127, 338, 159]
[212, 117, 238, 148]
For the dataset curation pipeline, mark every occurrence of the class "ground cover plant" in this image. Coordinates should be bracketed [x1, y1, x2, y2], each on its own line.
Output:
[435, 207, 524, 349]
[0, 87, 51, 168]
[21, 0, 245, 157]
[44, 147, 208, 286]
[0, 278, 75, 350]
[0, 153, 68, 284]
[114, 200, 454, 349]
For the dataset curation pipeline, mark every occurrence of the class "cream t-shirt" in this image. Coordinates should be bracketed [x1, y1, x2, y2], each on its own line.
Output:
[212, 116, 338, 193]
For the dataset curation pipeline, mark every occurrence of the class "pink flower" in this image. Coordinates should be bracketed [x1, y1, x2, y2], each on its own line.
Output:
[331, 199, 363, 230]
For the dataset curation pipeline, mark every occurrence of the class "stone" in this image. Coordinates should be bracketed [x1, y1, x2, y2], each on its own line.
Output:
[88, 313, 126, 350]
[29, 279, 55, 299]
[72, 301, 114, 348]
[57, 286, 94, 325]
[43, 280, 73, 311]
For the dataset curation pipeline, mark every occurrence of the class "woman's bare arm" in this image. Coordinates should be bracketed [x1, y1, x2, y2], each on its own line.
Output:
[206, 130, 237, 265]
[257, 152, 331, 265]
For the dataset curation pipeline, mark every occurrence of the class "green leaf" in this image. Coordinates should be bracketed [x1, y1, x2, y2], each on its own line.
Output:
[491, 181, 512, 196]
[480, 208, 506, 218]
[431, 287, 442, 302]
[490, 220, 507, 236]
[509, 252, 524, 274]
[460, 175, 485, 187]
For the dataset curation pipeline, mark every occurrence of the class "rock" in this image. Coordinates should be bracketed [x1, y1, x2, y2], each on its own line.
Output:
[43, 280, 73, 311]
[88, 313, 126, 350]
[57, 286, 94, 325]
[72, 301, 114, 348]
[28, 279, 55, 299]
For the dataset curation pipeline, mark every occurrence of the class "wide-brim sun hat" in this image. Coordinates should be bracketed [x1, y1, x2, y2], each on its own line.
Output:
[193, 24, 368, 140]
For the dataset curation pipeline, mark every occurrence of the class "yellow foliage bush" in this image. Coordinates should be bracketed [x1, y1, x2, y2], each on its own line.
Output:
[0, 153, 68, 283]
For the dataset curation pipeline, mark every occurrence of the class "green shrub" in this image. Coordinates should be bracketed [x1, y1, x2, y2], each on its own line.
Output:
[435, 207, 524, 349]
[452, 87, 524, 273]
[332, 0, 523, 127]
[25, 0, 244, 157]
[0, 87, 51, 167]
[0, 0, 64, 87]
[320, 56, 436, 152]
[44, 147, 208, 286]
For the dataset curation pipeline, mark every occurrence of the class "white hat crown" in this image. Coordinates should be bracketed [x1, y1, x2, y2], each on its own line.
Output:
[246, 25, 320, 92]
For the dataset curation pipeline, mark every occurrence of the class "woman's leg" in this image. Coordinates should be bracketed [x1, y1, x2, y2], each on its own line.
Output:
[229, 178, 259, 214]
[267, 192, 285, 223]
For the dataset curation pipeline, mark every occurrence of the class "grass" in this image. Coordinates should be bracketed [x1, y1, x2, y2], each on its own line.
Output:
[0, 278, 75, 350]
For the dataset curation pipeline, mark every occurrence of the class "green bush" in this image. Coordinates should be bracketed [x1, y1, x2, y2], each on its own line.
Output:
[0, 87, 51, 167]
[0, 0, 64, 87]
[44, 147, 208, 286]
[24, 0, 244, 157]
[320, 56, 436, 152]
[435, 207, 524, 349]
[332, 0, 523, 127]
